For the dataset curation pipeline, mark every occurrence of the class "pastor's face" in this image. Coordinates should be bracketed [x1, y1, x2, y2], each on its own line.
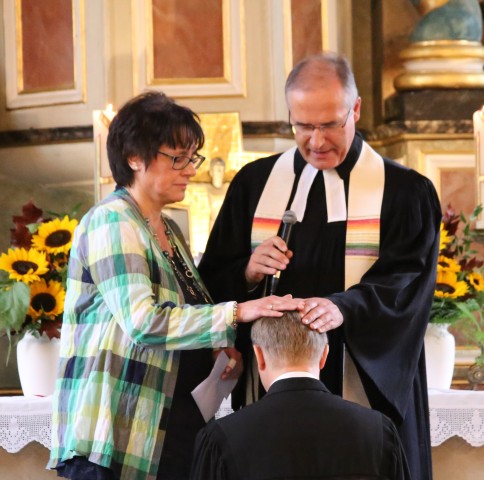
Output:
[287, 78, 360, 170]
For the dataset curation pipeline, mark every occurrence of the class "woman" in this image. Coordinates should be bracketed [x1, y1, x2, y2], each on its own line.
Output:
[48, 92, 303, 480]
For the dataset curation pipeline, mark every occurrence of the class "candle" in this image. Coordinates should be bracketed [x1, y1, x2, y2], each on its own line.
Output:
[93, 105, 117, 201]
[473, 106, 484, 229]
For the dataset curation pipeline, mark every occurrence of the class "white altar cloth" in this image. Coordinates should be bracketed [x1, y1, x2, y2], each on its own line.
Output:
[0, 395, 52, 453]
[1, 389, 484, 453]
[428, 388, 484, 447]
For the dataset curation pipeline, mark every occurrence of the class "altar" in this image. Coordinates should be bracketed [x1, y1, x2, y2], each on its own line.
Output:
[428, 389, 484, 480]
[0, 390, 483, 479]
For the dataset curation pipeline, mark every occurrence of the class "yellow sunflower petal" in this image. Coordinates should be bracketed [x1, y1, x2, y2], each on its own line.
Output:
[467, 272, 484, 292]
[31, 216, 78, 255]
[28, 279, 65, 320]
[439, 224, 452, 252]
[0, 248, 49, 284]
[437, 255, 461, 273]
[435, 270, 469, 299]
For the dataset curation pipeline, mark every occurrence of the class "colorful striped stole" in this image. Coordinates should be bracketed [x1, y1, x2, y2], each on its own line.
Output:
[251, 141, 384, 289]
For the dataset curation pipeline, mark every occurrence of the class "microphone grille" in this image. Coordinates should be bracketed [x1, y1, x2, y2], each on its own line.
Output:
[282, 210, 297, 225]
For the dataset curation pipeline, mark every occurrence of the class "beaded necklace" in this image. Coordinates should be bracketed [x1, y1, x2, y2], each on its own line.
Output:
[147, 216, 210, 303]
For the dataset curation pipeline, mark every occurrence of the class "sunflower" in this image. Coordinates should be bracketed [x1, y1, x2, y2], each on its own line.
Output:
[31, 216, 78, 255]
[437, 255, 461, 273]
[434, 270, 469, 299]
[439, 223, 452, 252]
[28, 279, 65, 320]
[0, 247, 49, 284]
[467, 271, 484, 292]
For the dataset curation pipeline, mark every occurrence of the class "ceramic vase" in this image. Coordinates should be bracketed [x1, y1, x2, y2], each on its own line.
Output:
[16, 332, 61, 397]
[424, 322, 455, 390]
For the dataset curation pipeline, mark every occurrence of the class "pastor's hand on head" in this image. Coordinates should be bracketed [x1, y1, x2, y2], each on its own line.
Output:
[299, 298, 343, 333]
[245, 235, 293, 287]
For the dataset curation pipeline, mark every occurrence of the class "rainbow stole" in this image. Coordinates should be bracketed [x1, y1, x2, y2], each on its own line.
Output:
[251, 142, 385, 289]
[251, 217, 283, 250]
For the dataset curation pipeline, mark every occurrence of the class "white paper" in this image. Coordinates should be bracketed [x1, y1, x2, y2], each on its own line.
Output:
[191, 351, 238, 422]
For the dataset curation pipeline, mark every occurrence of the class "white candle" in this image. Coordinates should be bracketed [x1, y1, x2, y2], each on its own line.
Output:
[93, 105, 117, 201]
[473, 106, 484, 229]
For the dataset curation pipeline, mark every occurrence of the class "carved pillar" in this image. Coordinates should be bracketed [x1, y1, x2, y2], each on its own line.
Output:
[386, 0, 484, 121]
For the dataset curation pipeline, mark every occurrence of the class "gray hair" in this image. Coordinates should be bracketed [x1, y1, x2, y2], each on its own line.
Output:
[285, 52, 358, 108]
[251, 311, 328, 367]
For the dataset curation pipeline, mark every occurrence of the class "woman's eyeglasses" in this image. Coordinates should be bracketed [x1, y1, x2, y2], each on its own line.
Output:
[158, 151, 206, 170]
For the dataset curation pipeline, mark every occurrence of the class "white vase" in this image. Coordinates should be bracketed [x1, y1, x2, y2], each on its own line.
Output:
[16, 332, 61, 397]
[424, 323, 455, 390]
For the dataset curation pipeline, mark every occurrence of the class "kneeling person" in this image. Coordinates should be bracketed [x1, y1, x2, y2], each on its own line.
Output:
[191, 311, 410, 480]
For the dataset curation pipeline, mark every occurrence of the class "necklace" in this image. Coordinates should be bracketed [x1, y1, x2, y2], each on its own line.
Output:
[156, 218, 210, 303]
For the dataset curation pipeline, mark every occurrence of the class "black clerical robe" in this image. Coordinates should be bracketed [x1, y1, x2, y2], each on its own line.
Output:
[190, 377, 411, 480]
[198, 132, 441, 480]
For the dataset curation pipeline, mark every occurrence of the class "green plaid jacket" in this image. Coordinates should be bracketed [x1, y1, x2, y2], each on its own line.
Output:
[48, 188, 236, 479]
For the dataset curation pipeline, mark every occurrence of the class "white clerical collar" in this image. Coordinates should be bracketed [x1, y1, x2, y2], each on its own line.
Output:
[270, 371, 319, 388]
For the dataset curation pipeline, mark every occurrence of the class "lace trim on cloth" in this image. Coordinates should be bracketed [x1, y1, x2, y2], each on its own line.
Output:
[429, 389, 484, 447]
[2, 391, 484, 452]
[0, 395, 52, 453]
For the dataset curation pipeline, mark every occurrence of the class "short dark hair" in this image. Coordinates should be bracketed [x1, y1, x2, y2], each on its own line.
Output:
[285, 51, 358, 108]
[106, 91, 204, 186]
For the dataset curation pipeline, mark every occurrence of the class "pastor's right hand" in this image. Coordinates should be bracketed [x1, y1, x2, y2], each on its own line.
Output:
[244, 236, 293, 287]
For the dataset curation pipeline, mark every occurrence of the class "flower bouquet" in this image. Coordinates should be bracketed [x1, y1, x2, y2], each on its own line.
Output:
[431, 204, 484, 325]
[0, 201, 78, 354]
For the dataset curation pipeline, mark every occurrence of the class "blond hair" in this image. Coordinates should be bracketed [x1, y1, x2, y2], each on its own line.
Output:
[251, 311, 327, 367]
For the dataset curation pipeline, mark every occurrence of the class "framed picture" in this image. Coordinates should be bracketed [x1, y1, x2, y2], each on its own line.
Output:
[3, 0, 86, 109]
[132, 0, 245, 97]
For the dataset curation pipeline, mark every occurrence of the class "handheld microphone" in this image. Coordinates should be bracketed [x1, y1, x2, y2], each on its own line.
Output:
[268, 210, 297, 295]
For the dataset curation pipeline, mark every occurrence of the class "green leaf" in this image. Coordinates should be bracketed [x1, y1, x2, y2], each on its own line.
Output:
[0, 280, 30, 333]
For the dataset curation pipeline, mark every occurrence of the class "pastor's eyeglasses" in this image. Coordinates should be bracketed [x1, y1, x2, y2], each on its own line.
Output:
[157, 151, 206, 170]
[290, 107, 353, 136]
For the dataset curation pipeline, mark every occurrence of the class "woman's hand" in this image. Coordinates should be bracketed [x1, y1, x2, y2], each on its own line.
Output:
[214, 347, 243, 381]
[236, 294, 305, 323]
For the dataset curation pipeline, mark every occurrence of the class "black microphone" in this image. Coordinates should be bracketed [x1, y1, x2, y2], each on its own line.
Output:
[268, 210, 297, 295]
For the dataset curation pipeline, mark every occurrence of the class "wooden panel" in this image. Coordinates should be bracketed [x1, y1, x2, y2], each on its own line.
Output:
[440, 168, 476, 215]
[133, 0, 244, 97]
[20, 0, 74, 92]
[152, 0, 223, 79]
[291, 0, 322, 66]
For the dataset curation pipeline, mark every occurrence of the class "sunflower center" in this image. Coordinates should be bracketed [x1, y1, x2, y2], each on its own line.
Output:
[32, 293, 56, 313]
[46, 230, 71, 247]
[436, 283, 455, 294]
[12, 260, 39, 274]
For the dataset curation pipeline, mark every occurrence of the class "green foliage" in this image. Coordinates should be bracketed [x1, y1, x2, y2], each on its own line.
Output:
[432, 204, 484, 327]
[0, 270, 30, 363]
[0, 271, 30, 334]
